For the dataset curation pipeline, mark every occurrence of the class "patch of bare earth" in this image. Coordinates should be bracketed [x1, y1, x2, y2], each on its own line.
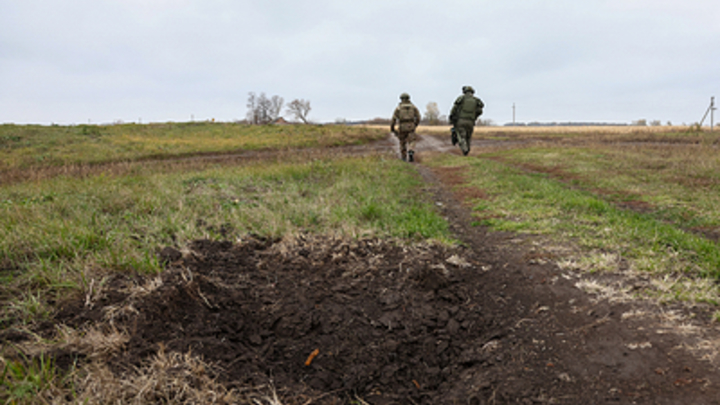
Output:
[2, 134, 720, 404]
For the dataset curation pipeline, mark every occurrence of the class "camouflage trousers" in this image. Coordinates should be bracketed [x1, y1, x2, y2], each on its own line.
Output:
[395, 131, 417, 160]
[455, 119, 475, 156]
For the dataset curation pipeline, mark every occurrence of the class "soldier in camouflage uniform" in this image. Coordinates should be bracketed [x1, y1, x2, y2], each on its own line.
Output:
[391, 93, 421, 162]
[449, 86, 484, 156]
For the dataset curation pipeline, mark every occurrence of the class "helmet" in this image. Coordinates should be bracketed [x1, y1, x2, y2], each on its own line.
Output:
[462, 86, 475, 94]
[400, 93, 410, 101]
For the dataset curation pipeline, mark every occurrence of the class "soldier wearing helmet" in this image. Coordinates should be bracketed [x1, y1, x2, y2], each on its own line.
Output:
[449, 86, 484, 156]
[391, 93, 421, 162]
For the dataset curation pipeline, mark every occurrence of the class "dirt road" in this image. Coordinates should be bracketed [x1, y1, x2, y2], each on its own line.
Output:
[387, 131, 720, 403]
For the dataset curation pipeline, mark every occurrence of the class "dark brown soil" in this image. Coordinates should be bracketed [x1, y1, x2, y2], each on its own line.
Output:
[7, 134, 720, 404]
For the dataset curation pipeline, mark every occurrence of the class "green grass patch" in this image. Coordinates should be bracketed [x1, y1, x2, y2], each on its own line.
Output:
[426, 153, 720, 288]
[486, 144, 720, 232]
[0, 352, 70, 404]
[1, 155, 450, 326]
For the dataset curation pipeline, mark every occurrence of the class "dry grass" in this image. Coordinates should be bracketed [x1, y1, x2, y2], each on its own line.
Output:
[3, 330, 284, 405]
[423, 125, 692, 135]
[362, 124, 697, 135]
[72, 347, 241, 405]
[0, 123, 387, 175]
[574, 279, 635, 304]
[0, 138, 391, 187]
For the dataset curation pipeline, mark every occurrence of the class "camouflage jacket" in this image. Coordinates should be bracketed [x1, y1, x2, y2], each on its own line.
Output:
[391, 101, 421, 132]
[450, 94, 484, 125]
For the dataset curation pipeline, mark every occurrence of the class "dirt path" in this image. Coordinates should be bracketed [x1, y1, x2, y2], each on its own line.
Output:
[410, 132, 720, 403]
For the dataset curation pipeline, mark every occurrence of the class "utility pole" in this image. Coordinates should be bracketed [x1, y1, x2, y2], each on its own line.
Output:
[512, 103, 516, 126]
[700, 96, 715, 130]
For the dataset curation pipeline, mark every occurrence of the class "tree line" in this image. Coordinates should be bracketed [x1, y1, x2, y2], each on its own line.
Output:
[246, 92, 311, 125]
[245, 93, 495, 126]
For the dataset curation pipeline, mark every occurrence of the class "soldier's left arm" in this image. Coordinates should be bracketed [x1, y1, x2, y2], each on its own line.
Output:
[391, 107, 398, 132]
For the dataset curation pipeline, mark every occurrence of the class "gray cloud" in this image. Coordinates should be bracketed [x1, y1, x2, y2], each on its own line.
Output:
[1, 0, 718, 125]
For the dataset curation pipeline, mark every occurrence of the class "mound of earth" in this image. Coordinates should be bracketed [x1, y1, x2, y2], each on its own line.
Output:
[55, 235, 499, 403]
[49, 225, 720, 404]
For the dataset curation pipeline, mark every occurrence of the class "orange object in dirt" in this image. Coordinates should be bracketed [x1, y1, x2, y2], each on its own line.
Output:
[305, 348, 320, 366]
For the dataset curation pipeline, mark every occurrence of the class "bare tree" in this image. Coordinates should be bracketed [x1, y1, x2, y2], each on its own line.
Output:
[269, 95, 284, 122]
[246, 92, 284, 125]
[246, 92, 258, 124]
[424, 102, 441, 125]
[286, 99, 312, 124]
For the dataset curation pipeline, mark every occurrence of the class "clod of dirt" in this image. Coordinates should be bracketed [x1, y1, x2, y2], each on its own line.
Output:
[157, 246, 182, 264]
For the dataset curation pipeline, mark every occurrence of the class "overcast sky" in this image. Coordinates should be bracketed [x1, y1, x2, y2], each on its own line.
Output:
[1, 0, 718, 125]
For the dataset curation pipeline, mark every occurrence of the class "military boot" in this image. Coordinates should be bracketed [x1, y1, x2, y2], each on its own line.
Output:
[459, 138, 470, 156]
[408, 150, 414, 162]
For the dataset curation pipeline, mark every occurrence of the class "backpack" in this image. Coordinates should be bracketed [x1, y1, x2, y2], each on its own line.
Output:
[398, 104, 416, 122]
[397, 104, 417, 132]
[456, 95, 479, 121]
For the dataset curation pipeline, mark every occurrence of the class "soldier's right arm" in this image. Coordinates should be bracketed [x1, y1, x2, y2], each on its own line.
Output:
[449, 97, 462, 125]
[391, 107, 398, 132]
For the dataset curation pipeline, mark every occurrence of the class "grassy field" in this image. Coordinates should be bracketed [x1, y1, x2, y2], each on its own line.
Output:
[366, 123, 707, 136]
[0, 122, 386, 173]
[414, 124, 694, 135]
[1, 124, 449, 331]
[3, 123, 720, 402]
[4, 123, 720, 323]
[424, 129, 720, 307]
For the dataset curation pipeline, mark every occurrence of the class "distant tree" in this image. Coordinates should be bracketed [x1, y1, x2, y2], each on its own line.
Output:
[246, 92, 258, 124]
[269, 95, 284, 122]
[632, 119, 647, 126]
[424, 102, 441, 125]
[477, 119, 495, 126]
[667, 121, 673, 126]
[247, 92, 284, 125]
[650, 120, 661, 126]
[286, 99, 312, 124]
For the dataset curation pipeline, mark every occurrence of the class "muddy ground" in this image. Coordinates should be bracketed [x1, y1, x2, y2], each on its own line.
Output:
[5, 134, 720, 404]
